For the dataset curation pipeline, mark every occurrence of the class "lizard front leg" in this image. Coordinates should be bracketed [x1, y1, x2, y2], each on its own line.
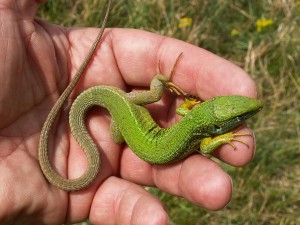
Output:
[199, 131, 252, 155]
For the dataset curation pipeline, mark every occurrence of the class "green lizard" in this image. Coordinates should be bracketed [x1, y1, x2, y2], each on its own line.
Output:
[38, 0, 263, 191]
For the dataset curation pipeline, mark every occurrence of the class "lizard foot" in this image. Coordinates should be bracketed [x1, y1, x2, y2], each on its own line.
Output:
[199, 130, 252, 154]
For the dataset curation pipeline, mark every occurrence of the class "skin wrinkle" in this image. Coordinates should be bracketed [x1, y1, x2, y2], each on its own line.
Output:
[115, 185, 131, 225]
[0, 87, 50, 136]
[0, 14, 17, 121]
[107, 29, 128, 85]
[0, 39, 8, 111]
[131, 195, 153, 225]
[107, 29, 126, 91]
[0, 129, 39, 158]
[0, 138, 17, 158]
[151, 165, 158, 188]
[67, 28, 89, 81]
[37, 20, 68, 87]
[33, 22, 69, 99]
[1, 20, 57, 129]
[155, 36, 169, 75]
[177, 160, 186, 197]
[129, 193, 141, 225]
[19, 19, 35, 47]
[108, 28, 125, 81]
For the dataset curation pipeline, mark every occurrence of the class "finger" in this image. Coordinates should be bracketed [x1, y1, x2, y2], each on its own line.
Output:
[174, 156, 232, 210]
[89, 177, 168, 225]
[110, 28, 258, 99]
[121, 149, 232, 210]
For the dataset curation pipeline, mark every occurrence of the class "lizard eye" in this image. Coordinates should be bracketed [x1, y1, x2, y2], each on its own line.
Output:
[214, 124, 221, 131]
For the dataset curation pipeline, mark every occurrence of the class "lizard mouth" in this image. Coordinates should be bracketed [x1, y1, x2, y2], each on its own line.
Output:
[214, 105, 263, 135]
[236, 105, 263, 121]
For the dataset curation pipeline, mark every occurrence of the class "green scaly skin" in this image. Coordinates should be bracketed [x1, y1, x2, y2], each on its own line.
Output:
[38, 0, 263, 192]
[70, 81, 263, 165]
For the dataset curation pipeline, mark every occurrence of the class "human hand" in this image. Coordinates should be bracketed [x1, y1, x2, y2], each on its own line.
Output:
[0, 0, 258, 224]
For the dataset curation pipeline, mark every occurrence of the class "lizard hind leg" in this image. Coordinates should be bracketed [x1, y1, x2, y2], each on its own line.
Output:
[158, 52, 183, 81]
[159, 53, 203, 117]
[158, 52, 199, 103]
[158, 52, 187, 96]
[125, 53, 185, 106]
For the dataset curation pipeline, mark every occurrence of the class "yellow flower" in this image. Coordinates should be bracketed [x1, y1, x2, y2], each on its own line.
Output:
[256, 17, 273, 32]
[231, 28, 239, 36]
[178, 17, 193, 28]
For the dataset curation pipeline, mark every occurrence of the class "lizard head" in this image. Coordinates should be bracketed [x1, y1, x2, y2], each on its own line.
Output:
[192, 96, 263, 135]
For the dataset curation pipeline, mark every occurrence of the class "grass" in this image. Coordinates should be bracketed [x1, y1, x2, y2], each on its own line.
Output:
[38, 0, 300, 224]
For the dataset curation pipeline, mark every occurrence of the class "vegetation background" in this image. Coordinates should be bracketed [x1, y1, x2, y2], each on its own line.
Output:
[37, 0, 300, 224]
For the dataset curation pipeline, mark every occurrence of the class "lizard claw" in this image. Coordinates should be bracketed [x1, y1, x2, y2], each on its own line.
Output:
[226, 133, 252, 150]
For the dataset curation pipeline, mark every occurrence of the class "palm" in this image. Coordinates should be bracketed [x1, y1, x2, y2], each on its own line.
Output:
[0, 2, 66, 224]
